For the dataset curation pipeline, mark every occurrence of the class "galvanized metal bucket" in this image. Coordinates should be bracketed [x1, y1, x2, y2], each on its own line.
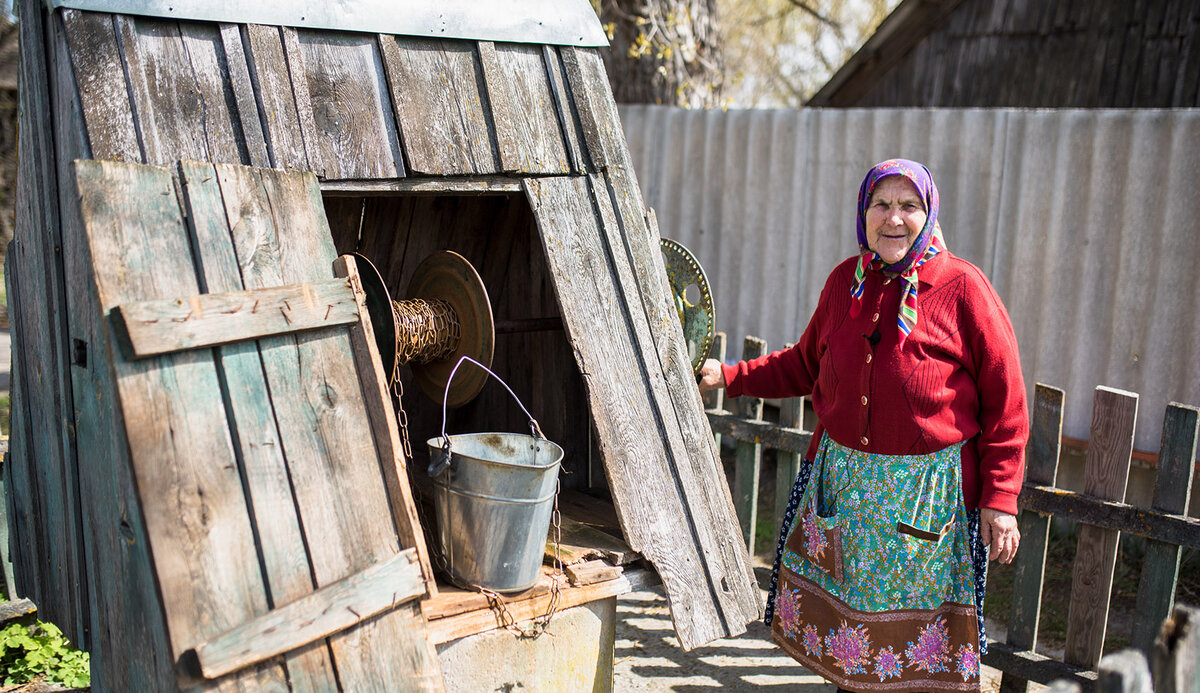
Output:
[426, 357, 563, 593]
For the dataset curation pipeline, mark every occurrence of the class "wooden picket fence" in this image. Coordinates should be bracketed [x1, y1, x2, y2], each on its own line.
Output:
[703, 332, 1200, 691]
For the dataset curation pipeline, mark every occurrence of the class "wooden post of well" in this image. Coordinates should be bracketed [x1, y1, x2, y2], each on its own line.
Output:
[1000, 383, 1065, 693]
[734, 336, 766, 555]
[1064, 386, 1139, 669]
[1131, 403, 1199, 656]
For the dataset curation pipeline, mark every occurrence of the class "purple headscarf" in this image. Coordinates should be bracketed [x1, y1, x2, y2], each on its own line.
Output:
[855, 158, 941, 275]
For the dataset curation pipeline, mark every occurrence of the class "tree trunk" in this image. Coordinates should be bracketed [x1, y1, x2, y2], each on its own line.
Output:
[597, 0, 725, 108]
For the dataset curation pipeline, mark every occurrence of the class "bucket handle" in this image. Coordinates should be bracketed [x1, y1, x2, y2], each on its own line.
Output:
[428, 356, 545, 477]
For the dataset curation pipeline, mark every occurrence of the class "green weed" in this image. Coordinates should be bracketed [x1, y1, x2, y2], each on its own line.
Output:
[0, 620, 90, 688]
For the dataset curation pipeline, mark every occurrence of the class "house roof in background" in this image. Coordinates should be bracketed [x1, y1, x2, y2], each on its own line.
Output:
[807, 0, 964, 107]
[45, 0, 610, 46]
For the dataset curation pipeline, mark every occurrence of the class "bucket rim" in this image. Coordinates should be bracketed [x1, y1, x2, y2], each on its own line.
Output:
[426, 433, 565, 470]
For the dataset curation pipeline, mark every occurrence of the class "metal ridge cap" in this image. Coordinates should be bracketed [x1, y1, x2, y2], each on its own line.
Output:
[46, 0, 610, 47]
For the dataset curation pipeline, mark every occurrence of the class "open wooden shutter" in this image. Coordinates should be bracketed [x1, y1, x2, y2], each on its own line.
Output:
[73, 159, 443, 691]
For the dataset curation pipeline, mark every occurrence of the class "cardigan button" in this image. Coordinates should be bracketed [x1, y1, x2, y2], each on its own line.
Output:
[866, 353, 873, 364]
[872, 312, 880, 322]
[860, 435, 869, 446]
[861, 396, 868, 405]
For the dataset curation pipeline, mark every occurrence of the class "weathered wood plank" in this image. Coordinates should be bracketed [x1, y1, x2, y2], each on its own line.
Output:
[776, 365, 804, 537]
[13, 5, 85, 644]
[565, 560, 623, 587]
[705, 410, 812, 452]
[52, 6, 177, 682]
[549, 516, 637, 567]
[478, 41, 569, 174]
[211, 163, 443, 691]
[526, 176, 754, 650]
[1132, 403, 1199, 655]
[377, 36, 499, 175]
[115, 15, 211, 164]
[112, 279, 359, 358]
[981, 641, 1098, 686]
[189, 549, 424, 680]
[177, 160, 337, 692]
[218, 24, 271, 168]
[62, 9, 141, 161]
[560, 47, 620, 171]
[1065, 386, 1139, 669]
[287, 29, 404, 180]
[543, 45, 588, 174]
[321, 176, 521, 196]
[734, 337, 766, 555]
[1001, 383, 1065, 693]
[2, 246, 32, 605]
[1018, 485, 1200, 550]
[1152, 605, 1200, 692]
[73, 159, 287, 690]
[599, 166, 760, 639]
[332, 254, 437, 595]
[176, 21, 249, 165]
[242, 24, 308, 169]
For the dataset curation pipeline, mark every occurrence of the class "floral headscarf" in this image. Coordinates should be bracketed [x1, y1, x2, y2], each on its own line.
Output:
[850, 158, 946, 343]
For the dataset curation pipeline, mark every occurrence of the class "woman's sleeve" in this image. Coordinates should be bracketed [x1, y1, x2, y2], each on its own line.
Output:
[720, 269, 834, 400]
[967, 273, 1029, 515]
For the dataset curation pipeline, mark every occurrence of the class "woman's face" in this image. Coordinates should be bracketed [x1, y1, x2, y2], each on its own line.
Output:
[864, 176, 927, 265]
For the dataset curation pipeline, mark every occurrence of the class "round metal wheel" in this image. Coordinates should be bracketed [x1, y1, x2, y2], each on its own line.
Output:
[659, 238, 715, 377]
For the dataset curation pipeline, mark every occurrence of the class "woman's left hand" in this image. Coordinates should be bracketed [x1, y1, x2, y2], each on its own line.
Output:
[979, 508, 1020, 564]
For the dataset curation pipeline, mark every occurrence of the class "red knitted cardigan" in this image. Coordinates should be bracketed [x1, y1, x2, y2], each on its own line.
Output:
[722, 251, 1028, 515]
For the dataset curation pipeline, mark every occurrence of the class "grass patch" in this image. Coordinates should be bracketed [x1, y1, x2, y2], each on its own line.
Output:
[0, 392, 8, 436]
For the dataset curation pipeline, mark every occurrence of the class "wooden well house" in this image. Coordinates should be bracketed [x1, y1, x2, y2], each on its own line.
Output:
[5, 0, 761, 689]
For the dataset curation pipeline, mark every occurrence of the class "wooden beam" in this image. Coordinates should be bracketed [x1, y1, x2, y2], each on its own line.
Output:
[320, 176, 522, 196]
[111, 279, 359, 358]
[1018, 485, 1200, 550]
[186, 549, 424, 680]
[981, 641, 1097, 685]
[705, 410, 813, 453]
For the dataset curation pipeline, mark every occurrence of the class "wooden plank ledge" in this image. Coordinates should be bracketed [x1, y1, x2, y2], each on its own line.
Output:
[181, 548, 424, 680]
[112, 278, 358, 358]
[424, 566, 655, 645]
[706, 409, 812, 453]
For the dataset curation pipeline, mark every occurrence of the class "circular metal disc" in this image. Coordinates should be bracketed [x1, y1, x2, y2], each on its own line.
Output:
[406, 251, 495, 408]
[660, 238, 715, 376]
[351, 253, 399, 385]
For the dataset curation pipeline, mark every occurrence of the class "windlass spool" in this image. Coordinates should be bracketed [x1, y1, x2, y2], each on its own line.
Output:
[354, 251, 495, 407]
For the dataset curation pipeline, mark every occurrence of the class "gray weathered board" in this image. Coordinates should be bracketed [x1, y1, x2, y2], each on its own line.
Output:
[525, 173, 760, 650]
[72, 158, 443, 691]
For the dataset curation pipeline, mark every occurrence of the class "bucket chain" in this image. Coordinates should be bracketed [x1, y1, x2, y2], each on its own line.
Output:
[477, 477, 563, 639]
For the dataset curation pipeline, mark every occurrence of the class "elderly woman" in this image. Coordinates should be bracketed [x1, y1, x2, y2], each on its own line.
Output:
[699, 159, 1027, 692]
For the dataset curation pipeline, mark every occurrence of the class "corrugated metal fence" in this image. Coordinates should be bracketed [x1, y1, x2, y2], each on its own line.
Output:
[619, 105, 1200, 453]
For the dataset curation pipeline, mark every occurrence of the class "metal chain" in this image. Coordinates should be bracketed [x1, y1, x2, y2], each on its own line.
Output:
[476, 477, 564, 639]
[393, 298, 460, 365]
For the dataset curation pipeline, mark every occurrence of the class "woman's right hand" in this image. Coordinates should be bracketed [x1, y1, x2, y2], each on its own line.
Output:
[697, 358, 726, 393]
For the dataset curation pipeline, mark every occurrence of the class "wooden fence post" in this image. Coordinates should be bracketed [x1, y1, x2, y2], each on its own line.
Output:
[734, 336, 765, 555]
[1000, 383, 1065, 693]
[702, 332, 727, 450]
[1132, 404, 1199, 656]
[1065, 386, 1139, 669]
[775, 343, 803, 538]
[1097, 650, 1152, 693]
[1151, 604, 1199, 693]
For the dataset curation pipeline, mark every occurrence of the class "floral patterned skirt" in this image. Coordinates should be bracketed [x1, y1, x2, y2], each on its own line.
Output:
[770, 433, 983, 691]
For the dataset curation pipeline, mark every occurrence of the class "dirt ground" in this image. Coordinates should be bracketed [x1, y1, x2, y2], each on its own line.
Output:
[612, 564, 1028, 692]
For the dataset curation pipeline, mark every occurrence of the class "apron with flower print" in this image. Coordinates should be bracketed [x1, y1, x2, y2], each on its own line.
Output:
[771, 433, 981, 691]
